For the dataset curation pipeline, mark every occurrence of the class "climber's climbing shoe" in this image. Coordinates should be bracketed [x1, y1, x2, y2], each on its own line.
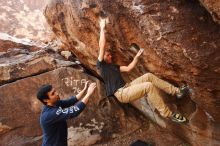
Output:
[171, 113, 187, 123]
[176, 85, 192, 99]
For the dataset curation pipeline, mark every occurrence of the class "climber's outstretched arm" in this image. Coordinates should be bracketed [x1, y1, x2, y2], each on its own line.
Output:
[120, 49, 144, 72]
[98, 19, 106, 61]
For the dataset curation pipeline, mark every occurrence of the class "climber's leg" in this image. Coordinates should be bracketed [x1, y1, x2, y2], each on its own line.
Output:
[114, 82, 187, 122]
[129, 73, 180, 95]
[114, 82, 172, 117]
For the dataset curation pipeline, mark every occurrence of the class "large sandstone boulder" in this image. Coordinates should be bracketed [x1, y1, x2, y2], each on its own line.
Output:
[44, 0, 220, 145]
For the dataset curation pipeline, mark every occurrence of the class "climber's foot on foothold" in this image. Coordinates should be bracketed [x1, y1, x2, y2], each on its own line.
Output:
[176, 85, 192, 99]
[171, 113, 187, 123]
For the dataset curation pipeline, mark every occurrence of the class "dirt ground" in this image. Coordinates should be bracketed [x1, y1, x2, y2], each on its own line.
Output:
[94, 120, 191, 146]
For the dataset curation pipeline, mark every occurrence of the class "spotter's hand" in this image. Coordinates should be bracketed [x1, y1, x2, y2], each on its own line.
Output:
[87, 82, 96, 96]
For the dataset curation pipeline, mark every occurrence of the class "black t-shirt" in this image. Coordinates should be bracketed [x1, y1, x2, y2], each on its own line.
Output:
[97, 60, 126, 97]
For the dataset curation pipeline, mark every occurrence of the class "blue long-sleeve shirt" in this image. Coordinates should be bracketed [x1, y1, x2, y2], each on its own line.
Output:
[40, 96, 86, 146]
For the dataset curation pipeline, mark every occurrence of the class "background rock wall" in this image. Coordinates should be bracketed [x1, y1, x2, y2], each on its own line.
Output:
[0, 0, 53, 43]
[199, 0, 220, 24]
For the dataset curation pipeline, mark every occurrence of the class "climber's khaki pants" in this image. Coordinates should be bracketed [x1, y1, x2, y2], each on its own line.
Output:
[114, 73, 179, 117]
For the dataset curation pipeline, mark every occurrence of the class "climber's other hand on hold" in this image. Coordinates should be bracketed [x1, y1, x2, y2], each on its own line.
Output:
[120, 48, 143, 72]
[135, 48, 144, 59]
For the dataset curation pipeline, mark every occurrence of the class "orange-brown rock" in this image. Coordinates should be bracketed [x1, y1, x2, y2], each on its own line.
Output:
[0, 33, 41, 52]
[44, 0, 220, 145]
[0, 36, 77, 85]
[199, 0, 220, 24]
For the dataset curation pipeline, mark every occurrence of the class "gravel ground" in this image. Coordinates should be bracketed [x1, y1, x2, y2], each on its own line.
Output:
[93, 120, 191, 146]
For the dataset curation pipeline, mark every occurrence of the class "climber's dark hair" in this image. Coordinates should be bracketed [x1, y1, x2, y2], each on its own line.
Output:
[37, 84, 52, 105]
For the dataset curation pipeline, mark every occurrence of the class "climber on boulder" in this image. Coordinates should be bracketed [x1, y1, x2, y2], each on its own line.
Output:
[96, 18, 190, 123]
[37, 81, 96, 146]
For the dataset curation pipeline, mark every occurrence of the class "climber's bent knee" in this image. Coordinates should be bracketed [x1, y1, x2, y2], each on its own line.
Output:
[114, 88, 129, 103]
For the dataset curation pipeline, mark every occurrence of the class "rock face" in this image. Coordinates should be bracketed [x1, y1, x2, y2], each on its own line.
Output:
[199, 0, 220, 24]
[0, 0, 53, 42]
[44, 0, 220, 145]
[0, 34, 75, 85]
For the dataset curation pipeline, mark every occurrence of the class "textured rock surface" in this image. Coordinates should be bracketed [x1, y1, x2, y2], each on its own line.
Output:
[0, 33, 41, 52]
[199, 0, 220, 24]
[44, 0, 220, 145]
[0, 0, 53, 42]
[0, 36, 76, 85]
